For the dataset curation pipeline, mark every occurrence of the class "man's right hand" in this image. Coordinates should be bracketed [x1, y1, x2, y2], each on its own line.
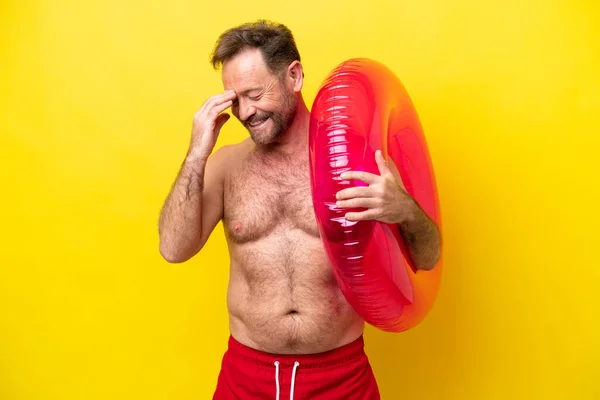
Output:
[188, 89, 237, 161]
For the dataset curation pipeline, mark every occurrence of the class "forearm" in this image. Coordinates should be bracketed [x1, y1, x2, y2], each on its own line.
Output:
[158, 155, 207, 262]
[398, 201, 441, 271]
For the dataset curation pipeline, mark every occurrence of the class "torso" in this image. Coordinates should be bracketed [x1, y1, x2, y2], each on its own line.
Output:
[222, 140, 364, 354]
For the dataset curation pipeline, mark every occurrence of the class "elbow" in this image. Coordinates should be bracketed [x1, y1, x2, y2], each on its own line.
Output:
[160, 251, 186, 264]
[422, 247, 441, 271]
[414, 245, 441, 272]
[419, 258, 438, 271]
[159, 236, 203, 263]
[420, 228, 442, 271]
[159, 242, 190, 264]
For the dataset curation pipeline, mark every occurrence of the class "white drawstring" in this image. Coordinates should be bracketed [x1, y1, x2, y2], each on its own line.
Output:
[274, 361, 280, 400]
[273, 360, 300, 400]
[290, 361, 300, 400]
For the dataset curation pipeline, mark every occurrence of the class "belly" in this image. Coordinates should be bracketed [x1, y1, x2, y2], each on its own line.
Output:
[226, 225, 364, 354]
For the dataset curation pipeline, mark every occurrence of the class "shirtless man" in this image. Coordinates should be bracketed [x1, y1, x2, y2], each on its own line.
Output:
[158, 20, 441, 400]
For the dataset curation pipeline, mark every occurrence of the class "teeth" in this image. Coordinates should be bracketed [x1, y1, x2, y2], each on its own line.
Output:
[249, 118, 267, 127]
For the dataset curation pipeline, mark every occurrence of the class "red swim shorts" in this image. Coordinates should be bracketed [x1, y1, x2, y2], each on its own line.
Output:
[212, 334, 380, 400]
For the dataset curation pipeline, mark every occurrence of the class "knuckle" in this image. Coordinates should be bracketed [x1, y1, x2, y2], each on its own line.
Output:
[206, 109, 219, 120]
[204, 97, 219, 109]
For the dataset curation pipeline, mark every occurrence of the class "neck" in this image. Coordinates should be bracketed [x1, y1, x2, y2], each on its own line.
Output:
[264, 96, 310, 155]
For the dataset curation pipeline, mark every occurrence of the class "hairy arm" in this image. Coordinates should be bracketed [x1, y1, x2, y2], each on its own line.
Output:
[158, 147, 229, 263]
[158, 90, 236, 263]
[398, 200, 441, 271]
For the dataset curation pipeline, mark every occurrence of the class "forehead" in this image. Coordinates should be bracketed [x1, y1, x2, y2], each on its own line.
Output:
[221, 49, 275, 89]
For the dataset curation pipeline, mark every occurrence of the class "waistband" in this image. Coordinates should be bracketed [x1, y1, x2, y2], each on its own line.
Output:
[226, 334, 366, 370]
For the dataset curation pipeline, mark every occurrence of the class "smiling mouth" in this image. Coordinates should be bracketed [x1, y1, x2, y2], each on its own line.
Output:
[247, 117, 268, 129]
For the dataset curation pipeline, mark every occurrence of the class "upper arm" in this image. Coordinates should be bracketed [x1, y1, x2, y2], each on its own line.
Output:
[195, 145, 232, 252]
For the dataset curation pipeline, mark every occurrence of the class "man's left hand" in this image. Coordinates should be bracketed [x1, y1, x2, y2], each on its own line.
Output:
[335, 150, 416, 224]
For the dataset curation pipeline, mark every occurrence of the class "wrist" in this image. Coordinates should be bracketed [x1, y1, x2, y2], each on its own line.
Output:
[398, 196, 419, 226]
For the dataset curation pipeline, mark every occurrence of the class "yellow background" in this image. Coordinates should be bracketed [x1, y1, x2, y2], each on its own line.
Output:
[1, 0, 599, 399]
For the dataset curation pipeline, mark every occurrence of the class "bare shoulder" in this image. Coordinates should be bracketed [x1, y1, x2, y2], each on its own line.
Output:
[209, 138, 253, 176]
[207, 139, 251, 173]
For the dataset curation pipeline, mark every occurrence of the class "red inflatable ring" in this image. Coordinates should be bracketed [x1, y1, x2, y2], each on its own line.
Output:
[308, 58, 442, 332]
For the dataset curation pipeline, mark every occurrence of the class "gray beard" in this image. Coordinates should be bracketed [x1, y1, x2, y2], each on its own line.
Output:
[248, 92, 298, 145]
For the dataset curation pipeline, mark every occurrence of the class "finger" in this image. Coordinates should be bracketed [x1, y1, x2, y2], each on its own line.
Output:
[200, 90, 236, 112]
[220, 89, 237, 101]
[339, 170, 379, 185]
[345, 208, 380, 221]
[336, 186, 374, 200]
[375, 150, 392, 177]
[214, 113, 231, 133]
[209, 99, 234, 118]
[336, 197, 381, 209]
[386, 157, 407, 191]
[209, 90, 237, 108]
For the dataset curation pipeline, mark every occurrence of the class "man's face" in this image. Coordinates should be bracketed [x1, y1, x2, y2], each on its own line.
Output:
[222, 49, 297, 145]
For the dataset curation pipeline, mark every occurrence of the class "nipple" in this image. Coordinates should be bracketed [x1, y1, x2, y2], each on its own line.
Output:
[233, 221, 242, 233]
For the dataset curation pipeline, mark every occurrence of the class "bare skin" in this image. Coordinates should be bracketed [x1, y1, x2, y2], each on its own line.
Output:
[158, 48, 440, 355]
[222, 140, 364, 354]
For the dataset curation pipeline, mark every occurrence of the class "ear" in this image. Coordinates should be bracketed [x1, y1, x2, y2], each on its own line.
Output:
[287, 61, 304, 93]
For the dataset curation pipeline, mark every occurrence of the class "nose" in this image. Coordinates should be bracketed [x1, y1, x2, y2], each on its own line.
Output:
[237, 98, 256, 122]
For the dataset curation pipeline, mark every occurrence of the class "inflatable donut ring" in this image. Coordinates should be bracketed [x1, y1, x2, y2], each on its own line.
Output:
[308, 58, 442, 332]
